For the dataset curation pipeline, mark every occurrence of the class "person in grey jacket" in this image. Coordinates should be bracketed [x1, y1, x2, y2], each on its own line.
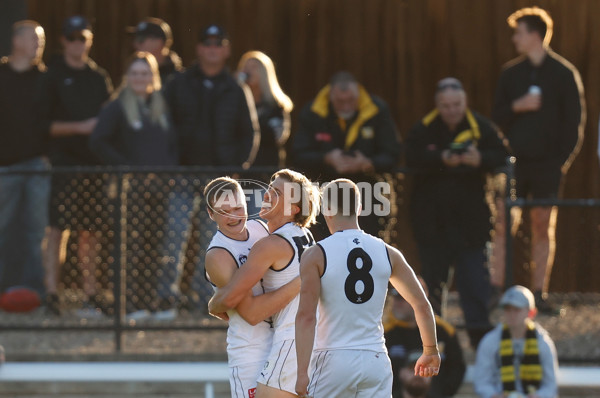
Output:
[473, 285, 558, 398]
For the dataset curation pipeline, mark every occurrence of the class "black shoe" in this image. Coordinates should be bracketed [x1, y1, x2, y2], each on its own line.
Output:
[534, 291, 560, 315]
[45, 293, 62, 316]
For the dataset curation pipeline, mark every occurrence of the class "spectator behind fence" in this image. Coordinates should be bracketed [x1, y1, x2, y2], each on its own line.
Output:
[39, 15, 113, 316]
[0, 21, 49, 298]
[292, 71, 400, 240]
[405, 77, 508, 348]
[129, 17, 182, 86]
[384, 277, 466, 398]
[162, 24, 258, 312]
[89, 51, 178, 320]
[237, 50, 293, 168]
[490, 7, 585, 314]
[473, 285, 558, 398]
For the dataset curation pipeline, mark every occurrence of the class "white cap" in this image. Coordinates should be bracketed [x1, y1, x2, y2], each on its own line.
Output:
[499, 285, 536, 310]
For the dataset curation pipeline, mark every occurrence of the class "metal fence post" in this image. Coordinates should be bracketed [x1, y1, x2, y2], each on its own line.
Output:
[504, 157, 516, 289]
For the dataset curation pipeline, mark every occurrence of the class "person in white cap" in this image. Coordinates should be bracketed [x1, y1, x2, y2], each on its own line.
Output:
[473, 285, 558, 398]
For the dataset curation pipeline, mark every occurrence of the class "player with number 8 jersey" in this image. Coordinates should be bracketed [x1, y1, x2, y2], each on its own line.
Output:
[295, 179, 441, 398]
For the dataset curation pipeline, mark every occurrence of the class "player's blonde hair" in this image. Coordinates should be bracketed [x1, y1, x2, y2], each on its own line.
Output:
[507, 6, 553, 47]
[203, 176, 244, 210]
[271, 169, 319, 228]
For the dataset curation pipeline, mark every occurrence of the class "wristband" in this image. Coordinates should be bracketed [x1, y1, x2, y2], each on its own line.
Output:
[423, 345, 439, 355]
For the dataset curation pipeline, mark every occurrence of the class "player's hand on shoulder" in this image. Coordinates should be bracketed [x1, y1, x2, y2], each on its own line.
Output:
[208, 310, 229, 322]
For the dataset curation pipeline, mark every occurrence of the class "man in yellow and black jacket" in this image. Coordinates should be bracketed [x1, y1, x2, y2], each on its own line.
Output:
[292, 71, 399, 238]
[405, 77, 508, 348]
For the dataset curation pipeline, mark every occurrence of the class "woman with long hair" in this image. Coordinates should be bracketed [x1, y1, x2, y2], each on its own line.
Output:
[237, 51, 293, 167]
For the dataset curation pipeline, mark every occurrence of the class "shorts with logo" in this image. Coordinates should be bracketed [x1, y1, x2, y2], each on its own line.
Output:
[229, 360, 264, 398]
[256, 339, 297, 394]
[308, 349, 392, 398]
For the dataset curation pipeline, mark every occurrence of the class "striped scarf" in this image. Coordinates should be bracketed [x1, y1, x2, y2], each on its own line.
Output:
[500, 320, 542, 394]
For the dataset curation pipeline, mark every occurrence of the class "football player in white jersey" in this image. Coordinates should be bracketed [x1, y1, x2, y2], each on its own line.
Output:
[203, 177, 304, 398]
[209, 169, 320, 398]
[295, 179, 441, 398]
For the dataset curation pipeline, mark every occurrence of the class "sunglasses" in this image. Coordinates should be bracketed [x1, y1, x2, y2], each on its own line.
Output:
[65, 34, 88, 42]
[201, 38, 226, 47]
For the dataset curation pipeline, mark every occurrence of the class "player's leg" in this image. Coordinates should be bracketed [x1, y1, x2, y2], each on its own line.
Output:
[256, 339, 298, 397]
[306, 350, 357, 398]
[229, 361, 265, 398]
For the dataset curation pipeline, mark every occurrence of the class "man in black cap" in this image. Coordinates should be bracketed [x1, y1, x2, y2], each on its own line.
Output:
[39, 15, 113, 316]
[158, 24, 258, 315]
[131, 17, 182, 85]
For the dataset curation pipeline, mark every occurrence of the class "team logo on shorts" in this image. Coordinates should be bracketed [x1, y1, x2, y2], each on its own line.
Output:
[239, 254, 247, 264]
[248, 387, 256, 398]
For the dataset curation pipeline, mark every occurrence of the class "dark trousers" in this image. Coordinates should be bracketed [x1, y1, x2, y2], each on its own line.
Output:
[417, 244, 492, 347]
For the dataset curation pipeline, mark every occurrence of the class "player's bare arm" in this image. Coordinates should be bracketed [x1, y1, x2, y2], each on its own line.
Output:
[206, 248, 300, 325]
[294, 245, 323, 397]
[387, 243, 441, 378]
[208, 234, 294, 314]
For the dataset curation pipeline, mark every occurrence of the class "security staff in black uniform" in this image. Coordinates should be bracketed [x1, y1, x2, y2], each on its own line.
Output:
[405, 78, 508, 348]
[39, 15, 113, 316]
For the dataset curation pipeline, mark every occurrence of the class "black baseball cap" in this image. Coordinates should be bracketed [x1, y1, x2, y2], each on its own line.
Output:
[128, 17, 172, 42]
[199, 24, 228, 43]
[62, 15, 92, 36]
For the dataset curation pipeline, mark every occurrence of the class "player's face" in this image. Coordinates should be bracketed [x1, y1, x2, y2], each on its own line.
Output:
[259, 176, 294, 221]
[210, 190, 248, 236]
[502, 305, 530, 329]
[435, 89, 466, 130]
[127, 60, 154, 97]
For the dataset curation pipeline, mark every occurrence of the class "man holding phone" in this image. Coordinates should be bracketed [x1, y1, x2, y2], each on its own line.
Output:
[405, 77, 508, 348]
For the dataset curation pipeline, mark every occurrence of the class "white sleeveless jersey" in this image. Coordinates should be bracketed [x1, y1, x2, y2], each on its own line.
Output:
[314, 229, 392, 352]
[262, 222, 315, 343]
[206, 219, 272, 366]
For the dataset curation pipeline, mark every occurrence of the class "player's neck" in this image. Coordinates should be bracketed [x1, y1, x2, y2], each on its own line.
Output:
[330, 217, 360, 233]
[267, 217, 293, 233]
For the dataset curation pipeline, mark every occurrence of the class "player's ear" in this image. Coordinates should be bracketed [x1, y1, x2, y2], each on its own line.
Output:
[206, 207, 215, 221]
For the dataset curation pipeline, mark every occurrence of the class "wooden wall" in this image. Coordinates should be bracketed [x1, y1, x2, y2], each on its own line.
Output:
[27, 0, 600, 292]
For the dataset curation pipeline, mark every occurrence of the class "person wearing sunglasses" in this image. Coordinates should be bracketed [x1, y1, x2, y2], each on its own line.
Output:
[38, 15, 113, 317]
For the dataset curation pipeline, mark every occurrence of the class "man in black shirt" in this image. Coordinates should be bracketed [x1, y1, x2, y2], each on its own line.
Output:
[491, 7, 585, 313]
[0, 20, 49, 298]
[39, 15, 113, 315]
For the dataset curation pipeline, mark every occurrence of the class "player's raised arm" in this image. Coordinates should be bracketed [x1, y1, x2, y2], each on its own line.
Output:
[387, 244, 441, 378]
[295, 245, 323, 397]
